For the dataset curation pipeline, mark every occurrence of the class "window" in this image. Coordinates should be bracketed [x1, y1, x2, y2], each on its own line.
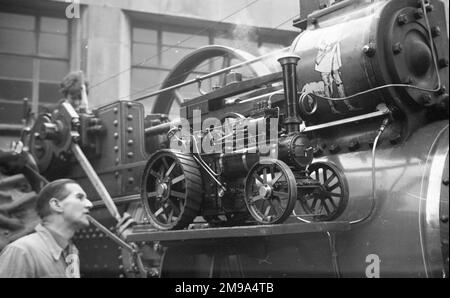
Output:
[0, 11, 70, 125]
[131, 22, 291, 120]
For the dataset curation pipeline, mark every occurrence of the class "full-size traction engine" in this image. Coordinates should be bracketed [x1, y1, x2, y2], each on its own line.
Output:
[0, 0, 448, 277]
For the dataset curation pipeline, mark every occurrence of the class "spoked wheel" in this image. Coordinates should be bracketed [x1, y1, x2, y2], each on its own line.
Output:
[295, 162, 349, 222]
[151, 45, 270, 118]
[244, 159, 297, 224]
[141, 150, 203, 230]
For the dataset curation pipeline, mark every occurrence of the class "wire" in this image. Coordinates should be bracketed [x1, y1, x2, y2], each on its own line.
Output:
[349, 117, 390, 225]
[89, 0, 262, 90]
[105, 14, 299, 103]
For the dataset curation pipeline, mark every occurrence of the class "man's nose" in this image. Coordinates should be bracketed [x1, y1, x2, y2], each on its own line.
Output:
[85, 199, 93, 209]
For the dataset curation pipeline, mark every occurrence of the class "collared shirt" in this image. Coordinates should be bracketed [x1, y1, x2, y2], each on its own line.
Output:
[0, 224, 80, 278]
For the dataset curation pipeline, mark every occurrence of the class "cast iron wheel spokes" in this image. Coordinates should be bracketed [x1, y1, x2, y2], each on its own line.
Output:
[296, 162, 349, 222]
[244, 159, 297, 224]
[141, 150, 203, 230]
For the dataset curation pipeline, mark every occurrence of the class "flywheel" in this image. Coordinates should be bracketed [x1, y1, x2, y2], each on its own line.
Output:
[140, 150, 203, 230]
[244, 159, 297, 224]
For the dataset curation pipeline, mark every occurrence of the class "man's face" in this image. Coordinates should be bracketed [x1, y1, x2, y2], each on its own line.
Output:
[59, 183, 93, 229]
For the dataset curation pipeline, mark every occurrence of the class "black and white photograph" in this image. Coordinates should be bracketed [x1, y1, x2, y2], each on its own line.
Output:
[0, 0, 448, 282]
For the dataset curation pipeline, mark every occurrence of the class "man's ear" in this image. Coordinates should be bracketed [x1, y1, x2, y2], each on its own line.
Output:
[49, 198, 63, 213]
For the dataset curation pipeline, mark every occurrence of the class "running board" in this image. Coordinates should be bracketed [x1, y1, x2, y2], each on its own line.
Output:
[126, 222, 350, 243]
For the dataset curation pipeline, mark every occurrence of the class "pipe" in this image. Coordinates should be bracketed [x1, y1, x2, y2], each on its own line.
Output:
[277, 55, 303, 134]
[71, 143, 121, 222]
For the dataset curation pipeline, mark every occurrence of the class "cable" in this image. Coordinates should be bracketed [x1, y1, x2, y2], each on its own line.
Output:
[104, 14, 299, 103]
[89, 0, 262, 90]
[349, 117, 390, 225]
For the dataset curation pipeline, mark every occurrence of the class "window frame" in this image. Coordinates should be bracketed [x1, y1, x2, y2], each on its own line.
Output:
[0, 8, 72, 126]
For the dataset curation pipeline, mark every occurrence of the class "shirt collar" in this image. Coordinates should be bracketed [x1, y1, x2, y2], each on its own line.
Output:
[35, 223, 73, 261]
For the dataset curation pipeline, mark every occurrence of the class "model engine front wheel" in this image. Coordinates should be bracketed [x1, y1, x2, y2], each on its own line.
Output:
[244, 159, 297, 224]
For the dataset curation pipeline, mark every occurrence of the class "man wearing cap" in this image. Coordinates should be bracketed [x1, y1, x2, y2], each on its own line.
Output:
[0, 179, 93, 278]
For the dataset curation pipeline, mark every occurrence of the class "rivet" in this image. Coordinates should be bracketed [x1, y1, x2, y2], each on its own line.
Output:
[437, 86, 447, 95]
[392, 42, 403, 55]
[128, 140, 134, 146]
[439, 58, 449, 68]
[115, 171, 120, 177]
[127, 152, 134, 158]
[390, 134, 402, 145]
[127, 115, 133, 121]
[113, 120, 119, 127]
[441, 215, 449, 223]
[115, 158, 120, 164]
[127, 127, 133, 133]
[114, 132, 119, 139]
[114, 146, 119, 152]
[128, 177, 134, 184]
[363, 44, 376, 57]
[443, 179, 449, 186]
[113, 107, 118, 114]
[425, 4, 433, 12]
[431, 26, 441, 38]
[118, 255, 123, 260]
[414, 8, 424, 19]
[348, 140, 360, 151]
[421, 93, 432, 105]
[127, 102, 132, 108]
[397, 14, 408, 25]
[329, 144, 341, 154]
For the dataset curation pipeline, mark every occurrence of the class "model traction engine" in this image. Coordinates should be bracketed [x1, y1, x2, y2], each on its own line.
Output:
[16, 0, 448, 277]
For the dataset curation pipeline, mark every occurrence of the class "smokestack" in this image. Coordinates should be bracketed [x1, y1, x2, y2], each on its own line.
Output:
[277, 55, 302, 134]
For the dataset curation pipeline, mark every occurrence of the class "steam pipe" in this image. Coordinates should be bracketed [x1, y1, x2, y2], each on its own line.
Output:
[278, 55, 303, 134]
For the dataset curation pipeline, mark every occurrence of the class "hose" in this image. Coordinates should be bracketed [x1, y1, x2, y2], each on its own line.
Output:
[349, 117, 390, 225]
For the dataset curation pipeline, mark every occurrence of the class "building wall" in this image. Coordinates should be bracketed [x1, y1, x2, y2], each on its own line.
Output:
[0, 0, 300, 149]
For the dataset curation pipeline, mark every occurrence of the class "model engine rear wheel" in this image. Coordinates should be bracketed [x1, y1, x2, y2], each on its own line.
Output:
[141, 150, 203, 230]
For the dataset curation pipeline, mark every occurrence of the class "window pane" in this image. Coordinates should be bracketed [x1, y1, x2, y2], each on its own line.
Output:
[131, 68, 168, 105]
[0, 101, 23, 124]
[215, 36, 258, 55]
[38, 33, 68, 58]
[40, 17, 68, 34]
[132, 43, 158, 66]
[161, 46, 193, 68]
[0, 79, 32, 101]
[0, 12, 35, 30]
[0, 55, 33, 79]
[163, 31, 208, 48]
[133, 28, 157, 43]
[40, 59, 69, 82]
[39, 83, 61, 103]
[0, 28, 35, 55]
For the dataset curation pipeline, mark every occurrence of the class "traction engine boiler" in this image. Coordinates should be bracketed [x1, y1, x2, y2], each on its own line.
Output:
[0, 0, 448, 277]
